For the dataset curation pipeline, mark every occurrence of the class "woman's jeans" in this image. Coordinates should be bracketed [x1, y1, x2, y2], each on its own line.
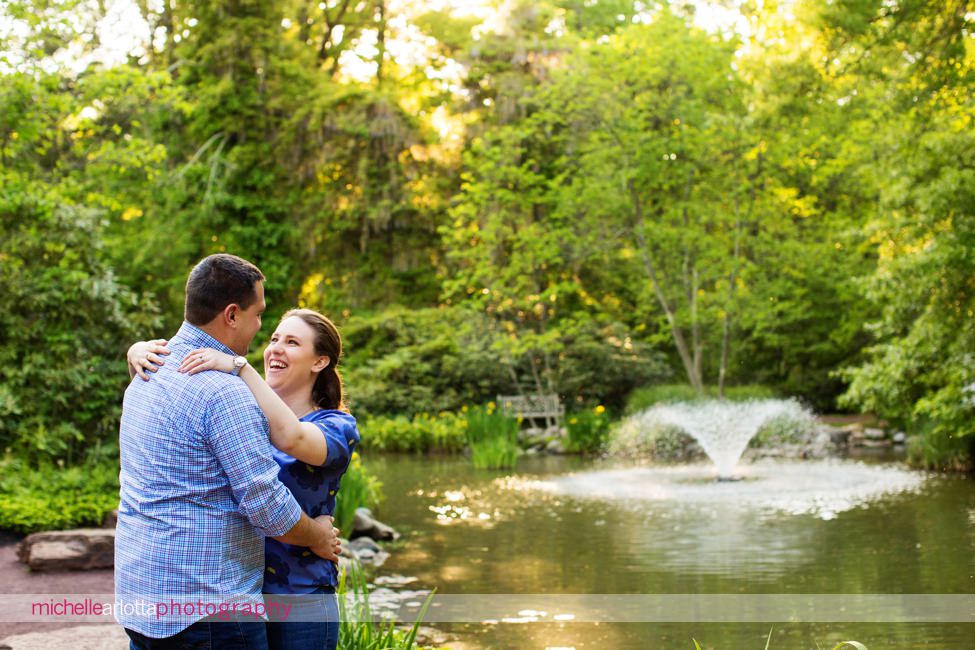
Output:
[265, 586, 339, 650]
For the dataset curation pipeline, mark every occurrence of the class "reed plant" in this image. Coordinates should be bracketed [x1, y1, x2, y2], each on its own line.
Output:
[337, 563, 435, 650]
[465, 403, 521, 470]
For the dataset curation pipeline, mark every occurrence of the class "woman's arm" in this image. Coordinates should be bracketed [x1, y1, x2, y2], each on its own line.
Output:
[180, 349, 328, 466]
[127, 340, 170, 380]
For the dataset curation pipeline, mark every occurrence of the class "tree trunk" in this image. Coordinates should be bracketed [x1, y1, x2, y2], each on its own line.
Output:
[629, 182, 704, 393]
[375, 0, 387, 86]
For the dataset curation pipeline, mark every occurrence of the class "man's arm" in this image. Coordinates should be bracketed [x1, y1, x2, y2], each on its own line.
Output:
[274, 512, 341, 562]
[206, 382, 338, 560]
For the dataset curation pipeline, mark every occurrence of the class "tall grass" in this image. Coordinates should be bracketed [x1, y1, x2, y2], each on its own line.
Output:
[333, 453, 384, 535]
[465, 404, 521, 469]
[337, 563, 434, 650]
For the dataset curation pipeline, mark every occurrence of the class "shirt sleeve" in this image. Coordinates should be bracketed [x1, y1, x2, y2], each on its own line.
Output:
[205, 382, 302, 537]
[315, 415, 359, 474]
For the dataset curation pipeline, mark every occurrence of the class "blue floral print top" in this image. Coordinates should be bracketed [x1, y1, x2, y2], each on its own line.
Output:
[263, 409, 360, 594]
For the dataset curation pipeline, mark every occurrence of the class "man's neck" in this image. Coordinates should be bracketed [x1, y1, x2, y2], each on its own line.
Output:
[196, 322, 240, 354]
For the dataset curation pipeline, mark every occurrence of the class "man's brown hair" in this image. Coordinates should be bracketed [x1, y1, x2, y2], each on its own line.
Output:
[184, 254, 265, 326]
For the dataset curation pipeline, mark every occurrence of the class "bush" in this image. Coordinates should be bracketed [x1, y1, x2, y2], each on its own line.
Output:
[359, 412, 467, 453]
[625, 383, 779, 414]
[341, 307, 510, 419]
[607, 417, 704, 462]
[906, 420, 973, 472]
[0, 458, 120, 534]
[0, 192, 160, 466]
[565, 405, 612, 453]
[341, 306, 668, 419]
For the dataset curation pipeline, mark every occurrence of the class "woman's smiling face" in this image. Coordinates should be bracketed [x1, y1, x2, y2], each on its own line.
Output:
[263, 315, 328, 392]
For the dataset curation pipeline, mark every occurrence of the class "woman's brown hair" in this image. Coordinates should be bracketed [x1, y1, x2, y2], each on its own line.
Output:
[281, 308, 346, 412]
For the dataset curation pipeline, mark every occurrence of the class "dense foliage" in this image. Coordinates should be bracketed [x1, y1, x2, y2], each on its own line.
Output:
[1, 0, 973, 472]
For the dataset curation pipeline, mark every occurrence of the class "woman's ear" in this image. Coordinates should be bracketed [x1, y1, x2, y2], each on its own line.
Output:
[312, 356, 331, 373]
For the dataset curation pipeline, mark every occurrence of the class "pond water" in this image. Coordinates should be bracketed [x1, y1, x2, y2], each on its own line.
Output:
[365, 452, 975, 649]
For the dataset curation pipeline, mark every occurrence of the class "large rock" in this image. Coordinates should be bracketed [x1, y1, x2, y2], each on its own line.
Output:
[17, 529, 115, 571]
[351, 508, 399, 541]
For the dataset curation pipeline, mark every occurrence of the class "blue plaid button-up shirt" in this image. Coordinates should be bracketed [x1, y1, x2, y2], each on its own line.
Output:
[115, 322, 301, 638]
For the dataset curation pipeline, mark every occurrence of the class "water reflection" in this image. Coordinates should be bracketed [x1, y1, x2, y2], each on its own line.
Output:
[523, 460, 927, 519]
[367, 454, 974, 648]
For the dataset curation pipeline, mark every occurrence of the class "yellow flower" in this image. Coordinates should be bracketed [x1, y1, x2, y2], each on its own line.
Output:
[351, 451, 360, 462]
[594, 405, 606, 415]
[487, 401, 496, 409]
[569, 417, 578, 425]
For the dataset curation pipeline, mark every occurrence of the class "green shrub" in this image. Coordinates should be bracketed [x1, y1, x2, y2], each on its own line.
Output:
[607, 417, 704, 462]
[333, 454, 384, 535]
[0, 193, 160, 466]
[359, 412, 467, 453]
[0, 458, 120, 534]
[466, 405, 520, 470]
[341, 307, 667, 419]
[749, 410, 818, 448]
[625, 384, 779, 414]
[342, 307, 510, 419]
[565, 405, 612, 453]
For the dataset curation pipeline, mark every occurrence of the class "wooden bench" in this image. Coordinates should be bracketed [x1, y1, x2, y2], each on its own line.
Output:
[497, 394, 564, 427]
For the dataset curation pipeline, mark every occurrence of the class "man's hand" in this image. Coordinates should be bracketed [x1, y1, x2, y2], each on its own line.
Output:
[309, 515, 342, 562]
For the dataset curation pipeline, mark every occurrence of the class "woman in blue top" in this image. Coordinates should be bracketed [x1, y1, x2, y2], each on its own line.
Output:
[128, 308, 359, 650]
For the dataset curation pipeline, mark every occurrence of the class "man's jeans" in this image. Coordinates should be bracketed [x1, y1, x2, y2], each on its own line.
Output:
[125, 613, 267, 650]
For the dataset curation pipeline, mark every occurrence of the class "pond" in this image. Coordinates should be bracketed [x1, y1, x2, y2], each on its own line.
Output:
[365, 452, 974, 649]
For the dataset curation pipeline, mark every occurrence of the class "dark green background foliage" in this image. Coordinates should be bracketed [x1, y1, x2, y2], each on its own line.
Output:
[1, 0, 973, 485]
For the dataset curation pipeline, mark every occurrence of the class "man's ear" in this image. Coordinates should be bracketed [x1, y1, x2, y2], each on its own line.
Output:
[223, 303, 240, 328]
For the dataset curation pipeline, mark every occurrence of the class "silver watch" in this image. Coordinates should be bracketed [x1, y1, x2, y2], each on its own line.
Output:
[232, 356, 248, 375]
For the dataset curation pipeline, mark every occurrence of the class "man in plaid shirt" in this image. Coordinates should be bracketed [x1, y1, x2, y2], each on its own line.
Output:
[116, 254, 339, 648]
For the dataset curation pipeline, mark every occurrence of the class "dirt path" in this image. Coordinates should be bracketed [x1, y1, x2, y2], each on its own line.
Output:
[0, 535, 124, 648]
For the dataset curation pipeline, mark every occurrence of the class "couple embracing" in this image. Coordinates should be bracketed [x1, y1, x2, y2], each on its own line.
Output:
[116, 253, 359, 650]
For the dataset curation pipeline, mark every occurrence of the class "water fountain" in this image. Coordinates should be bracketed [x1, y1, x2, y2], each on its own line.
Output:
[521, 398, 926, 520]
[635, 398, 810, 480]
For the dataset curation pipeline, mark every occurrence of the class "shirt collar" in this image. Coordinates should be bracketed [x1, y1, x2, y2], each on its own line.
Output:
[172, 321, 237, 355]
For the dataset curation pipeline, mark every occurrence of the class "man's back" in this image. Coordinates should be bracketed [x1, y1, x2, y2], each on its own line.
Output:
[115, 322, 300, 638]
